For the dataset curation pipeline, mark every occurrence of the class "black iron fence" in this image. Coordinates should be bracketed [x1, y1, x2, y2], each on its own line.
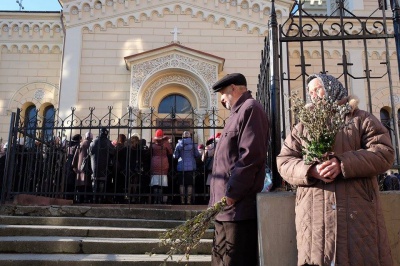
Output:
[257, 0, 400, 190]
[0, 107, 225, 204]
[2, 0, 400, 203]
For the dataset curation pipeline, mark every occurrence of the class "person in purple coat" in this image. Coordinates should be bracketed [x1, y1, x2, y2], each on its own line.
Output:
[209, 73, 269, 266]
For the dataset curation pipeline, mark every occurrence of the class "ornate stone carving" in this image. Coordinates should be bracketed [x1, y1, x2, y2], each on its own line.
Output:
[129, 53, 218, 109]
[34, 89, 45, 100]
[139, 74, 208, 108]
[64, 1, 273, 34]
[95, 2, 102, 10]
[253, 4, 260, 12]
[130, 53, 217, 91]
[2, 25, 9, 32]
[71, 7, 79, 15]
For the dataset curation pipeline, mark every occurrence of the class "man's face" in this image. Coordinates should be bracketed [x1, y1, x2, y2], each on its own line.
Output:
[219, 85, 235, 110]
[308, 78, 326, 101]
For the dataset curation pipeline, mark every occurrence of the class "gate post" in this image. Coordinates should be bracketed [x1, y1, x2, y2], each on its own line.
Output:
[269, 0, 282, 188]
[1, 110, 19, 204]
[391, 0, 400, 79]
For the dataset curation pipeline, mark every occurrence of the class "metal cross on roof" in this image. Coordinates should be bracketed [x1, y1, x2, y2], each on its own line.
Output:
[170, 26, 181, 43]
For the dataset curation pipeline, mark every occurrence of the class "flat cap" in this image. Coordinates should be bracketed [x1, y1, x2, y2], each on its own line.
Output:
[212, 73, 247, 92]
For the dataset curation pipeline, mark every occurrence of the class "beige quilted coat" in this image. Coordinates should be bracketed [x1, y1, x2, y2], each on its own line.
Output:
[277, 97, 394, 266]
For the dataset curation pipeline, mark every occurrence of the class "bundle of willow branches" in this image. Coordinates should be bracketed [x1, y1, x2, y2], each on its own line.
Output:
[290, 93, 351, 164]
[152, 197, 227, 265]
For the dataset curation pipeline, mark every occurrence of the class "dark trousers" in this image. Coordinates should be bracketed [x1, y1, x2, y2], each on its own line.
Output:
[212, 219, 258, 266]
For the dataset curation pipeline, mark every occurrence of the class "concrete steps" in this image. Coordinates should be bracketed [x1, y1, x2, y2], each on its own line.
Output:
[0, 204, 212, 265]
[0, 254, 211, 266]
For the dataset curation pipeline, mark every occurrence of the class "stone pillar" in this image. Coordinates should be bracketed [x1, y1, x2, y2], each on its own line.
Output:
[58, 26, 83, 119]
[257, 192, 297, 266]
[257, 191, 400, 265]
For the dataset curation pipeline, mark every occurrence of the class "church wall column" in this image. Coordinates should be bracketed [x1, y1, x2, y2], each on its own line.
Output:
[58, 26, 83, 118]
[348, 48, 367, 111]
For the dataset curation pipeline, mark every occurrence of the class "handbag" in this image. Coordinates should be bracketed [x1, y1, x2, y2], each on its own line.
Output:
[80, 155, 92, 174]
[205, 156, 214, 171]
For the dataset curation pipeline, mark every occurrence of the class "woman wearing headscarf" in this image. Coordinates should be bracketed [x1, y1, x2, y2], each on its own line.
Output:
[277, 74, 394, 265]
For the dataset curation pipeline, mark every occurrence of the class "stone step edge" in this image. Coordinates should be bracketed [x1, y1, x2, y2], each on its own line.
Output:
[0, 215, 197, 224]
[0, 224, 214, 233]
[0, 236, 213, 243]
[0, 225, 214, 238]
[0, 254, 211, 262]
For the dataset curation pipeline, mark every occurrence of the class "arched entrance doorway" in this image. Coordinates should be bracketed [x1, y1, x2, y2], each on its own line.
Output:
[157, 93, 193, 147]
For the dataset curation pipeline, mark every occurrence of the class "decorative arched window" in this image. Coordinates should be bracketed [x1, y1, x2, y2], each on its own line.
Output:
[380, 108, 391, 132]
[158, 94, 192, 114]
[24, 105, 37, 147]
[43, 105, 55, 142]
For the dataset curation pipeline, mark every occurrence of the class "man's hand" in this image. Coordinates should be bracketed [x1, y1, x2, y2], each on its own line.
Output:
[226, 196, 236, 206]
[308, 157, 342, 183]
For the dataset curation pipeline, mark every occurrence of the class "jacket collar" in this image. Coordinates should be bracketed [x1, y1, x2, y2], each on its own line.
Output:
[338, 95, 359, 114]
[231, 90, 253, 114]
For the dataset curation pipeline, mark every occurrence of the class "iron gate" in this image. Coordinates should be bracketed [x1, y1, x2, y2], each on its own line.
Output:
[257, 0, 400, 189]
[0, 107, 225, 204]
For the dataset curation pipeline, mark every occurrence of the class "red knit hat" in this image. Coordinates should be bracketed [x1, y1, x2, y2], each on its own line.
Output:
[206, 133, 221, 146]
[154, 129, 164, 140]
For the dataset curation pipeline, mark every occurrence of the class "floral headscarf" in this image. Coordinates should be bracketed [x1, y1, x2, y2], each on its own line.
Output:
[307, 74, 348, 102]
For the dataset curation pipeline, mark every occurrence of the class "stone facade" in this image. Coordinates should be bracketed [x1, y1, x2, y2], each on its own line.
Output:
[0, 0, 399, 144]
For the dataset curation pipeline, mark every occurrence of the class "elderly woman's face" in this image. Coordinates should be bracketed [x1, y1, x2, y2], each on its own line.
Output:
[308, 78, 326, 101]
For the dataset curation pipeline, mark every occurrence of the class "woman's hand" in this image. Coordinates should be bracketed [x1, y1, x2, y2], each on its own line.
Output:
[309, 157, 341, 183]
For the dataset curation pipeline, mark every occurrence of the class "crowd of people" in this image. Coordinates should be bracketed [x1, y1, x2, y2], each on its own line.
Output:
[0, 125, 223, 205]
[68, 127, 222, 204]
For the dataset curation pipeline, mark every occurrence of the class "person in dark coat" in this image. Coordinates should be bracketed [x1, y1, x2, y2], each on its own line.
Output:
[72, 131, 93, 203]
[88, 127, 115, 203]
[115, 134, 140, 203]
[138, 137, 151, 203]
[208, 73, 269, 266]
[65, 134, 82, 200]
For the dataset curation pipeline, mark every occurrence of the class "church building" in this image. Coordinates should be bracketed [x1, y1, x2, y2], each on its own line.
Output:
[0, 0, 399, 145]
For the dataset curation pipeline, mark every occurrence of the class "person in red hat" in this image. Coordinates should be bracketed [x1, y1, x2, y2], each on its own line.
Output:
[149, 129, 172, 204]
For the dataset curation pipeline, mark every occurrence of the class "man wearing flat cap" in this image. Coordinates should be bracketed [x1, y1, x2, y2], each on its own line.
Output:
[209, 73, 269, 265]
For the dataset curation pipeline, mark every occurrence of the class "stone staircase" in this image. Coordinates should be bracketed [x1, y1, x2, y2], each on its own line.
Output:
[0, 204, 212, 265]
